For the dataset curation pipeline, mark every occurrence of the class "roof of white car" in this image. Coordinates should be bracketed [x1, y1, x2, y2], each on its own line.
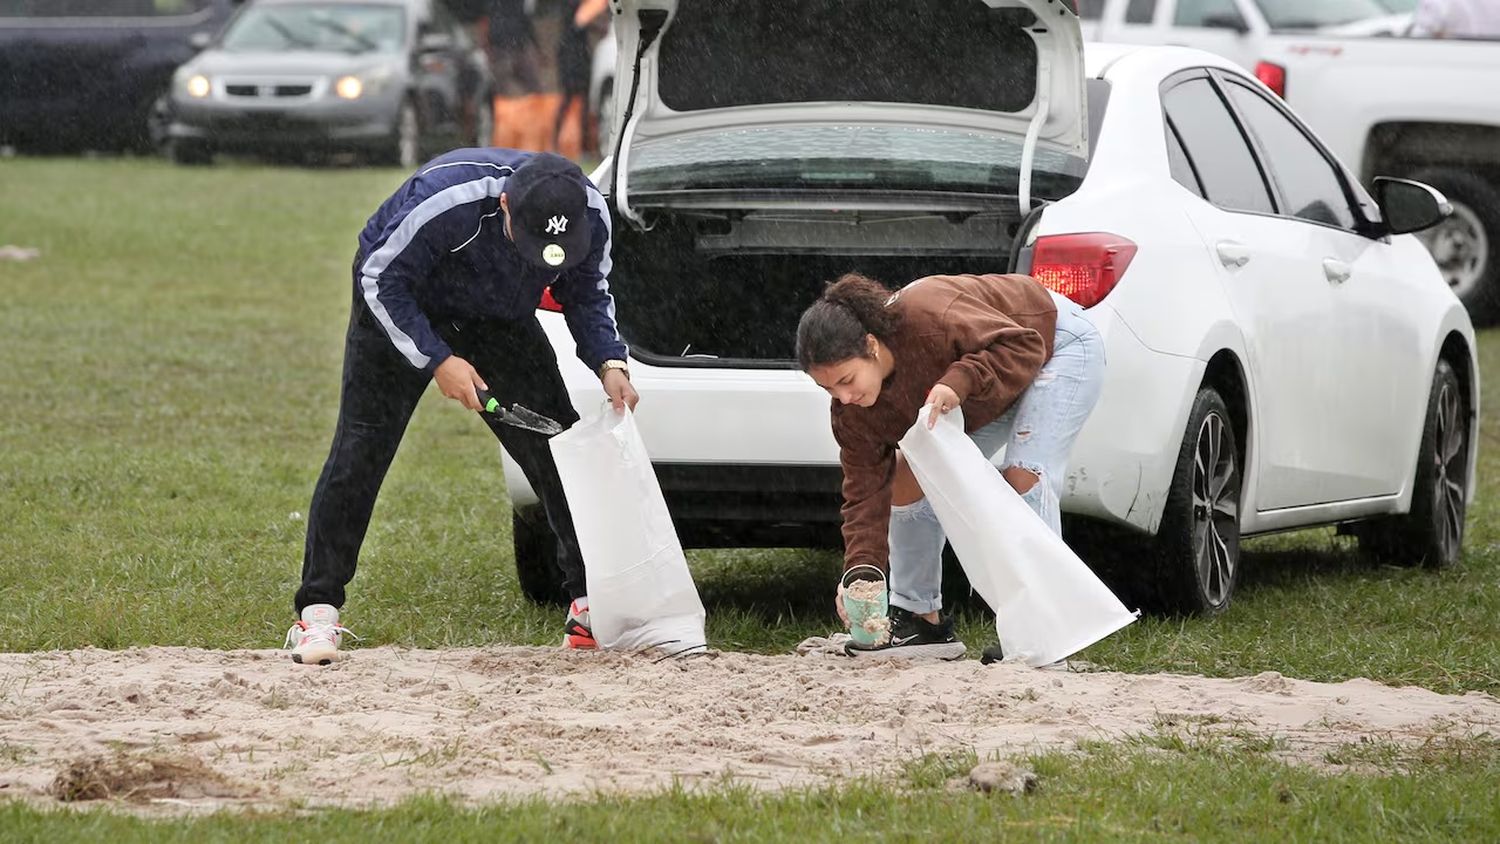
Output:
[1084, 41, 1243, 80]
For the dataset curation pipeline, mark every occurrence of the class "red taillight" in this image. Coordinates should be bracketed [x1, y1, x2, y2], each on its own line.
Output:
[1030, 233, 1137, 308]
[539, 286, 563, 313]
[1254, 60, 1286, 98]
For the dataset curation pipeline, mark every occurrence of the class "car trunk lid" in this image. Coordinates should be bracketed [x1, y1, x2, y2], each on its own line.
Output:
[607, 0, 1089, 220]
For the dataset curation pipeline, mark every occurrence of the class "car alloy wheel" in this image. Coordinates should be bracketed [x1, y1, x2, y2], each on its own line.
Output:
[1431, 372, 1467, 563]
[1353, 358, 1468, 568]
[1191, 410, 1239, 608]
[1151, 387, 1241, 615]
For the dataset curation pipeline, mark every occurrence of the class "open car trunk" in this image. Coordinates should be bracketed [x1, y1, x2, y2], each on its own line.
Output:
[607, 202, 1024, 366]
[599, 0, 1087, 364]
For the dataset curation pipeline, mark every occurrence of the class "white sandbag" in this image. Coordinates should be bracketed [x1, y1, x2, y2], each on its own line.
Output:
[548, 405, 707, 654]
[898, 407, 1137, 666]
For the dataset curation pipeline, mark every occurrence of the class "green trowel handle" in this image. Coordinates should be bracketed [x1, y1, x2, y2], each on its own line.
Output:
[474, 388, 501, 414]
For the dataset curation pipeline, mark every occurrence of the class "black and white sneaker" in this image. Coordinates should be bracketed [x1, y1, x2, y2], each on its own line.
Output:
[845, 607, 967, 660]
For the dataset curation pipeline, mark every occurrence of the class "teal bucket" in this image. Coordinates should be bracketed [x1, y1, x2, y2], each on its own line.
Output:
[842, 565, 890, 647]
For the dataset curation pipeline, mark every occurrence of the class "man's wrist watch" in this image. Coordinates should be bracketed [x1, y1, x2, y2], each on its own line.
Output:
[598, 359, 629, 380]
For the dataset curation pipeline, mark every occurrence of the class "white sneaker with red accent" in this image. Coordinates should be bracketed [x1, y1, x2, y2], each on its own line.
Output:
[563, 598, 596, 649]
[284, 603, 359, 665]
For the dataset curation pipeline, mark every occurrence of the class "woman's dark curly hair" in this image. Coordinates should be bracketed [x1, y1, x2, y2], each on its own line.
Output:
[795, 273, 900, 371]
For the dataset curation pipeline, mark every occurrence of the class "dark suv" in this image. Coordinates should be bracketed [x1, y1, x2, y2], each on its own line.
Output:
[0, 0, 239, 152]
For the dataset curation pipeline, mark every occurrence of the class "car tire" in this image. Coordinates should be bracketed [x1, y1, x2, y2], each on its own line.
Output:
[382, 98, 422, 170]
[167, 138, 212, 166]
[1354, 359, 1469, 568]
[145, 94, 172, 155]
[1150, 387, 1241, 615]
[1409, 167, 1500, 325]
[513, 506, 570, 606]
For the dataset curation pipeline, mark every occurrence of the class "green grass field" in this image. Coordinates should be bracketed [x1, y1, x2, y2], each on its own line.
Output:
[2, 157, 1497, 839]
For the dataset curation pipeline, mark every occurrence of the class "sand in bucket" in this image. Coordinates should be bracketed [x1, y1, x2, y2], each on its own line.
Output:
[841, 565, 891, 647]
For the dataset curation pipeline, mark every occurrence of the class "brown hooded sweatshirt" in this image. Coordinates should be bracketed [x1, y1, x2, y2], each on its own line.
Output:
[829, 273, 1058, 574]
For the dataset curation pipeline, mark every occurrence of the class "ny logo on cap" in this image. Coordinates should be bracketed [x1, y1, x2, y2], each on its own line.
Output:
[545, 215, 569, 235]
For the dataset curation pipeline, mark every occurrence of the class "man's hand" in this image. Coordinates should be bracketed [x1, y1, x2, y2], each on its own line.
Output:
[925, 383, 962, 429]
[834, 583, 850, 626]
[603, 368, 639, 413]
[434, 355, 487, 411]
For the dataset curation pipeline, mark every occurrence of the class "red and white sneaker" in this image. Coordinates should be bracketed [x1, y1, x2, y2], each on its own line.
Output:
[284, 603, 359, 665]
[563, 598, 596, 649]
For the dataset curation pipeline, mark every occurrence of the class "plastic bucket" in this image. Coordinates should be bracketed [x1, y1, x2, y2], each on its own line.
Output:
[841, 565, 890, 647]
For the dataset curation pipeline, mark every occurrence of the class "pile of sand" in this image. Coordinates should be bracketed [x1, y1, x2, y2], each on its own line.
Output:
[0, 646, 1494, 812]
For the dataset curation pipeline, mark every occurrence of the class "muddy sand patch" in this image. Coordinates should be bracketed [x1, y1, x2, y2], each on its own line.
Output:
[50, 750, 252, 803]
[0, 646, 1495, 812]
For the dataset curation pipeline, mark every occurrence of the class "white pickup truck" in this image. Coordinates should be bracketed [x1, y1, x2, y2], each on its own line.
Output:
[1079, 0, 1500, 322]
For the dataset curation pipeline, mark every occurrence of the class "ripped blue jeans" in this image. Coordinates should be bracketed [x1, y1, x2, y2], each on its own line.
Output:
[889, 292, 1106, 615]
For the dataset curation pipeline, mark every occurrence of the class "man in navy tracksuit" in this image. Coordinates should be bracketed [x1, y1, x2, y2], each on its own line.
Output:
[286, 149, 637, 665]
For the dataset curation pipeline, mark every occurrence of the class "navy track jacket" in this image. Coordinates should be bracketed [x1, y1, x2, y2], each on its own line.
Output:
[354, 147, 628, 375]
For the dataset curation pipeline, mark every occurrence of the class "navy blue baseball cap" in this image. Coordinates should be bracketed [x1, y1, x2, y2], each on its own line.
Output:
[506, 153, 593, 272]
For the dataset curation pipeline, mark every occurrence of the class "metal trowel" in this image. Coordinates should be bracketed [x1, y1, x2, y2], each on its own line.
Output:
[474, 388, 565, 436]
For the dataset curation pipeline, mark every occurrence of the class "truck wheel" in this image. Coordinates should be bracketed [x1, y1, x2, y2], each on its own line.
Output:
[1410, 168, 1500, 325]
[513, 507, 569, 606]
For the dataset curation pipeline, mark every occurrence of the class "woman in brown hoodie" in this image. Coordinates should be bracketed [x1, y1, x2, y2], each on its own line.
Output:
[796, 272, 1105, 658]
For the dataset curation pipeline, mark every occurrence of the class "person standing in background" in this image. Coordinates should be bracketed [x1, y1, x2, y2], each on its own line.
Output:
[488, 0, 541, 94]
[487, 0, 547, 148]
[554, 0, 609, 157]
[1411, 0, 1500, 38]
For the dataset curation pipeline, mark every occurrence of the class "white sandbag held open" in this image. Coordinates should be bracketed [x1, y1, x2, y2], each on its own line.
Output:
[898, 407, 1137, 666]
[549, 405, 707, 654]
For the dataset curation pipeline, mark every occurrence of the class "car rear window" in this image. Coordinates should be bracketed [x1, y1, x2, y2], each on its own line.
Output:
[0, 0, 208, 16]
[656, 0, 1040, 114]
[628, 125, 1086, 198]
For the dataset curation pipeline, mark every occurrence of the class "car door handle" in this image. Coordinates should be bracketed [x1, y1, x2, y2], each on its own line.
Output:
[1216, 241, 1251, 269]
[1323, 258, 1351, 284]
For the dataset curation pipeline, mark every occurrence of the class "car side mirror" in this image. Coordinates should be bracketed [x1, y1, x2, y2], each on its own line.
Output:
[189, 31, 213, 50]
[1202, 12, 1250, 34]
[419, 31, 454, 53]
[1374, 176, 1451, 235]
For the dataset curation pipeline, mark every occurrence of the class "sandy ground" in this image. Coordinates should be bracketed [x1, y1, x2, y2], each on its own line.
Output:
[1, 645, 1496, 813]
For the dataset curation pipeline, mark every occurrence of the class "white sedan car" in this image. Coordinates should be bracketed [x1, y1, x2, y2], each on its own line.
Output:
[506, 0, 1477, 615]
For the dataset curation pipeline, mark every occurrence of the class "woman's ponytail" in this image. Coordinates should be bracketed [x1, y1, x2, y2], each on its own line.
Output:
[796, 273, 898, 371]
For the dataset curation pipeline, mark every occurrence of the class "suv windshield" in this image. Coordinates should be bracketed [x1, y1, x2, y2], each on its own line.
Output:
[220, 3, 405, 54]
[627, 125, 1086, 198]
[1253, 0, 1393, 29]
